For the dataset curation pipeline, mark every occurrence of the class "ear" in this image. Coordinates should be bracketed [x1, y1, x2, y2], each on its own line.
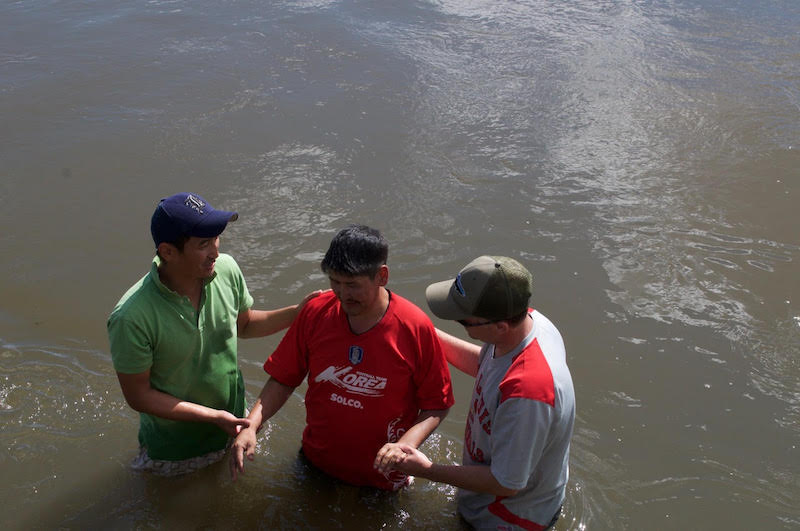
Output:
[157, 242, 178, 262]
[493, 320, 511, 334]
[376, 264, 389, 286]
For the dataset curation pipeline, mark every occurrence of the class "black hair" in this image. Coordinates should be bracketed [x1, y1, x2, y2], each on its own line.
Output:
[502, 309, 530, 327]
[155, 234, 190, 259]
[320, 224, 388, 278]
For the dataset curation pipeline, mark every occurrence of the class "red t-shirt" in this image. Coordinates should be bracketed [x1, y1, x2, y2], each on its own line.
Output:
[264, 290, 454, 490]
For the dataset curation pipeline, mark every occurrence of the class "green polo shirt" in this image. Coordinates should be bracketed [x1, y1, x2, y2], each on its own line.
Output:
[108, 253, 254, 460]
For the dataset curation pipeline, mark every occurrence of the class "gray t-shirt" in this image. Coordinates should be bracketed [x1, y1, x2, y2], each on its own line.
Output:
[458, 310, 575, 530]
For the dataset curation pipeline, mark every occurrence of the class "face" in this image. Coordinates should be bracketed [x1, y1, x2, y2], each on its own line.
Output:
[328, 267, 387, 317]
[163, 236, 220, 280]
[458, 317, 504, 342]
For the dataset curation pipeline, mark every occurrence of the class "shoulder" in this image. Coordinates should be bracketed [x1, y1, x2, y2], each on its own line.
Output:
[531, 310, 564, 342]
[499, 339, 556, 407]
[208, 254, 248, 291]
[387, 292, 434, 327]
[108, 274, 161, 356]
[529, 310, 568, 371]
[213, 253, 242, 275]
[109, 272, 156, 325]
[298, 290, 339, 320]
[217, 252, 237, 265]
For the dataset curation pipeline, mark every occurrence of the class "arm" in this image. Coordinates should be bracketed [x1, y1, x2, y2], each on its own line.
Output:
[237, 290, 325, 338]
[375, 444, 518, 497]
[393, 396, 551, 497]
[436, 328, 482, 377]
[396, 408, 449, 448]
[373, 408, 449, 473]
[229, 377, 295, 480]
[116, 370, 249, 436]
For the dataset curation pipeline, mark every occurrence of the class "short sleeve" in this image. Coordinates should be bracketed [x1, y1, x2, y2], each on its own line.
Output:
[108, 314, 154, 374]
[225, 255, 254, 313]
[412, 322, 455, 411]
[489, 397, 553, 490]
[263, 306, 310, 387]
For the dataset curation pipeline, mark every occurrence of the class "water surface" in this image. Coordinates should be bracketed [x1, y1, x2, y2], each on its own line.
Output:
[1, 1, 798, 529]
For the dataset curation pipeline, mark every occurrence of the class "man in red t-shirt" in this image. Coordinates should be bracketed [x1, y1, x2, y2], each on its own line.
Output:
[230, 225, 454, 490]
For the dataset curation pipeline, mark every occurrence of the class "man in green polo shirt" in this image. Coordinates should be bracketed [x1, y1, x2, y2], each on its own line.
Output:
[108, 192, 320, 476]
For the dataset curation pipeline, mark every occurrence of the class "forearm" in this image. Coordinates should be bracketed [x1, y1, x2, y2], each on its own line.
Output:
[239, 290, 325, 338]
[397, 408, 449, 448]
[436, 328, 481, 377]
[124, 385, 222, 424]
[419, 463, 518, 497]
[243, 377, 295, 431]
[229, 377, 294, 480]
[238, 306, 300, 338]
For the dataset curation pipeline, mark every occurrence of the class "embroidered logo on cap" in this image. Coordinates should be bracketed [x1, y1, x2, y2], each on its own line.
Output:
[184, 194, 206, 214]
[455, 273, 466, 297]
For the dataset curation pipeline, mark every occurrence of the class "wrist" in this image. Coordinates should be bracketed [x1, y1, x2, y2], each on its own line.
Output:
[208, 408, 225, 428]
[240, 418, 260, 434]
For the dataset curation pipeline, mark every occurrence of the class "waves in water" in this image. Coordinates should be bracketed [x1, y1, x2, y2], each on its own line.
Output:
[1, 0, 799, 528]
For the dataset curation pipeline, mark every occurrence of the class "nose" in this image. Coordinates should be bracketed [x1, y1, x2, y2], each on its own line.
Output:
[331, 282, 350, 302]
[210, 237, 220, 258]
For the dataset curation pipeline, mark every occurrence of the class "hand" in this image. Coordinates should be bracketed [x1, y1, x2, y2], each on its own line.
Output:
[229, 427, 258, 481]
[374, 443, 432, 476]
[393, 445, 433, 475]
[373, 443, 408, 474]
[297, 289, 328, 312]
[214, 410, 251, 437]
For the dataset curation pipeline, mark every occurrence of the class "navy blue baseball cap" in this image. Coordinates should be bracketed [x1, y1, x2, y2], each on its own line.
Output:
[150, 193, 238, 247]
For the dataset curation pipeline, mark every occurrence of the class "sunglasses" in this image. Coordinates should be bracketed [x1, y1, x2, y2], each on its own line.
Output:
[457, 318, 505, 328]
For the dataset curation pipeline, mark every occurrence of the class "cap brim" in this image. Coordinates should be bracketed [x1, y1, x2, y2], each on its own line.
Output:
[425, 279, 473, 320]
[191, 210, 238, 238]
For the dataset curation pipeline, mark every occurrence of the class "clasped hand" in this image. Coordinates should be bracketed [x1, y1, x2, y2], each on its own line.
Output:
[373, 442, 432, 476]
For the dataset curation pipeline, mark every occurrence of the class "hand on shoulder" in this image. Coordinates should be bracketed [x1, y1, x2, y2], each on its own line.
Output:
[298, 289, 330, 312]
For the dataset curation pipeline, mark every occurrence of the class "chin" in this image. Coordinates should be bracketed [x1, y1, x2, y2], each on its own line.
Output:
[341, 303, 362, 316]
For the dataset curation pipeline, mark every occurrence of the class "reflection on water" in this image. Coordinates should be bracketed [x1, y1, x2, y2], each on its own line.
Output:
[1, 0, 799, 529]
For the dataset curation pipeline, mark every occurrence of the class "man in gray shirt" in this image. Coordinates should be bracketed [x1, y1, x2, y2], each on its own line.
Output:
[375, 256, 575, 530]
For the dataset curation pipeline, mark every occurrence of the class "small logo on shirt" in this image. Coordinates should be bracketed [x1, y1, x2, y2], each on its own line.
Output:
[329, 392, 363, 409]
[314, 365, 387, 397]
[348, 345, 364, 365]
[381, 416, 410, 489]
[386, 417, 405, 443]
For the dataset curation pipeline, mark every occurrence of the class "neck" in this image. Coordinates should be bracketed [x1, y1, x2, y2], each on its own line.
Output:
[493, 314, 534, 357]
[158, 263, 202, 299]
